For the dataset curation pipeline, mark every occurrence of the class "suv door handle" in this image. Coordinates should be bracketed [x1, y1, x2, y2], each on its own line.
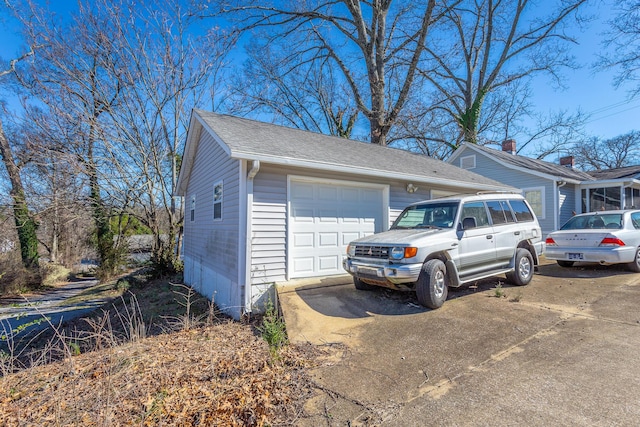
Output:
[514, 231, 521, 235]
[486, 235, 493, 239]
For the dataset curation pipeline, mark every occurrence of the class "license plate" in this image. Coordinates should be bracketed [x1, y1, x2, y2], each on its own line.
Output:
[568, 253, 583, 260]
[358, 267, 381, 277]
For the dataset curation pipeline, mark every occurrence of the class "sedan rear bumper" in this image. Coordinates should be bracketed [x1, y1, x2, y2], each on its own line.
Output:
[545, 246, 636, 264]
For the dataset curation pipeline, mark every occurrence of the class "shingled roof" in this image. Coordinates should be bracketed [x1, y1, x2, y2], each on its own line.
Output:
[587, 165, 640, 180]
[177, 110, 513, 195]
[456, 143, 595, 183]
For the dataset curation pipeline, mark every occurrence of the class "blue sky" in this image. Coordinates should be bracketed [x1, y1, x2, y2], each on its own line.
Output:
[1, 1, 638, 149]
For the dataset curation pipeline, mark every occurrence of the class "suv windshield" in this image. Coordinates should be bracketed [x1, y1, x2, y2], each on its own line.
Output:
[392, 202, 459, 229]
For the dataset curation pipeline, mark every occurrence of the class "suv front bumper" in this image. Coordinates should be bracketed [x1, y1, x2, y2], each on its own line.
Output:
[343, 258, 423, 285]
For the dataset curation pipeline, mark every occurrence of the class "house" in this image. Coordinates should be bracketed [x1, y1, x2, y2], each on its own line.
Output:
[175, 110, 513, 319]
[447, 141, 640, 235]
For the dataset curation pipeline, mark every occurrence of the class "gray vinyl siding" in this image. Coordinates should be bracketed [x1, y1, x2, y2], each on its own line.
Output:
[183, 131, 241, 313]
[559, 184, 578, 229]
[251, 168, 287, 286]
[249, 165, 470, 285]
[467, 154, 556, 234]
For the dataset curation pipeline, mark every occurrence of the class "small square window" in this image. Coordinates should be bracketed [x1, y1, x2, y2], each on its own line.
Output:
[213, 182, 223, 220]
[460, 155, 476, 169]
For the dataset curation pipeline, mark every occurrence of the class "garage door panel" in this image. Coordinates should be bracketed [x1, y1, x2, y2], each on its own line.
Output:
[342, 232, 360, 245]
[318, 185, 338, 200]
[292, 207, 314, 221]
[361, 188, 381, 203]
[318, 232, 338, 247]
[318, 256, 339, 271]
[290, 180, 384, 278]
[293, 257, 314, 274]
[291, 182, 314, 199]
[293, 233, 314, 248]
[319, 209, 339, 221]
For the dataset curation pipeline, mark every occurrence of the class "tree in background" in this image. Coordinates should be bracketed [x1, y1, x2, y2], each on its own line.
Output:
[0, 49, 39, 270]
[418, 0, 588, 153]
[7, 0, 233, 278]
[602, 0, 640, 96]
[572, 131, 640, 170]
[229, 41, 359, 138]
[102, 0, 234, 275]
[202, 0, 441, 146]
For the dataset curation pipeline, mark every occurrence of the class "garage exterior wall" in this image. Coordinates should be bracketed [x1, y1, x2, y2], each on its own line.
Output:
[182, 131, 243, 319]
[249, 165, 439, 292]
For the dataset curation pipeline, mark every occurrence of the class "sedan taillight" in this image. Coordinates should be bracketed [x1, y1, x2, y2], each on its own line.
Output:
[545, 237, 556, 246]
[599, 236, 625, 247]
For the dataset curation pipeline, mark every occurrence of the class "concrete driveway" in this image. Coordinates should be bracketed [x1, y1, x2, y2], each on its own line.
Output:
[278, 259, 640, 426]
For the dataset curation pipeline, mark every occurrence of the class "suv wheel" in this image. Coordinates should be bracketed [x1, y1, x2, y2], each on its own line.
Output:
[416, 259, 448, 309]
[353, 277, 377, 291]
[506, 248, 534, 286]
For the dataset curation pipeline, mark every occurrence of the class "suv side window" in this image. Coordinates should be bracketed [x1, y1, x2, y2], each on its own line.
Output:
[509, 199, 534, 222]
[487, 200, 510, 225]
[500, 201, 516, 222]
[461, 202, 490, 228]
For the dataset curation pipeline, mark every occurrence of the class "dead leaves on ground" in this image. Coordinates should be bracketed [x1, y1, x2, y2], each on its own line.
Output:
[0, 321, 316, 426]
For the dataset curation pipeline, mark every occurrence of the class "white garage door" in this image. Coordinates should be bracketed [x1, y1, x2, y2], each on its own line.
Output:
[289, 179, 385, 278]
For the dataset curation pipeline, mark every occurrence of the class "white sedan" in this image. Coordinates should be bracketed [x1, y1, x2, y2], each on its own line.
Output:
[545, 210, 640, 272]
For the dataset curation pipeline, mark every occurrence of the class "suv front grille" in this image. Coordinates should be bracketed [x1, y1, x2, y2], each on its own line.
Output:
[354, 245, 389, 259]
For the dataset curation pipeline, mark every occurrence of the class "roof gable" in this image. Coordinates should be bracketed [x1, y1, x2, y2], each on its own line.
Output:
[449, 143, 595, 183]
[176, 110, 512, 195]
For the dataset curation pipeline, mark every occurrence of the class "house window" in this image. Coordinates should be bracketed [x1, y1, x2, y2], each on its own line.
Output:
[460, 155, 476, 170]
[213, 181, 223, 220]
[584, 187, 622, 211]
[523, 187, 545, 219]
[190, 195, 195, 222]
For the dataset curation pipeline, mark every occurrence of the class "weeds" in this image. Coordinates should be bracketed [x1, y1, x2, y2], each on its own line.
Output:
[258, 296, 288, 359]
[494, 282, 505, 298]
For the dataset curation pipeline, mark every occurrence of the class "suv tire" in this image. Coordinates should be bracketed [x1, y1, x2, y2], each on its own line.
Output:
[416, 259, 448, 309]
[353, 277, 377, 291]
[506, 248, 534, 286]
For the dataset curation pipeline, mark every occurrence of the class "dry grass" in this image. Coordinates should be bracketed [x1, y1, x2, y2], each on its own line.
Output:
[0, 276, 321, 426]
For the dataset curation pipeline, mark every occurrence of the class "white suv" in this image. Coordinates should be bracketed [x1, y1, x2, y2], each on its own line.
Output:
[343, 193, 544, 309]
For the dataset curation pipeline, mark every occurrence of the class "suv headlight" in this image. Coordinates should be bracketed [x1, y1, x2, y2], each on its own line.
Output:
[390, 247, 405, 259]
[347, 244, 356, 257]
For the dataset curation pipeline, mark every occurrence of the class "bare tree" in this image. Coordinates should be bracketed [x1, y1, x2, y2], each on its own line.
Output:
[0, 111, 38, 268]
[102, 0, 233, 273]
[601, 0, 640, 96]
[201, 0, 444, 146]
[0, 41, 40, 269]
[572, 131, 640, 170]
[15, 0, 126, 277]
[230, 40, 359, 138]
[420, 0, 589, 148]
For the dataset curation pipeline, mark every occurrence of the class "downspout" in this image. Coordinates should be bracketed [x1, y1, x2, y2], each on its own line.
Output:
[556, 181, 567, 231]
[243, 160, 260, 316]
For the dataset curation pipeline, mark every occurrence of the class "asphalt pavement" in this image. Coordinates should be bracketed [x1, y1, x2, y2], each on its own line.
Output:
[279, 259, 640, 426]
[0, 278, 104, 346]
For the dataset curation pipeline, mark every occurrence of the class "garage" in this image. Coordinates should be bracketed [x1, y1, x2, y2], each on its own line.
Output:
[288, 178, 387, 278]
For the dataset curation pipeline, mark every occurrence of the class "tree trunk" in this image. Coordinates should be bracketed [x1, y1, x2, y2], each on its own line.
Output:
[0, 120, 39, 268]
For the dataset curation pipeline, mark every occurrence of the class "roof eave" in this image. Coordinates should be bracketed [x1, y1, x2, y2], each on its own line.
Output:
[230, 150, 513, 191]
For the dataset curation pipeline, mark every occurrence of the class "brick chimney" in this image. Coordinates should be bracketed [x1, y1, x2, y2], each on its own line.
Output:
[502, 139, 516, 155]
[560, 156, 575, 168]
